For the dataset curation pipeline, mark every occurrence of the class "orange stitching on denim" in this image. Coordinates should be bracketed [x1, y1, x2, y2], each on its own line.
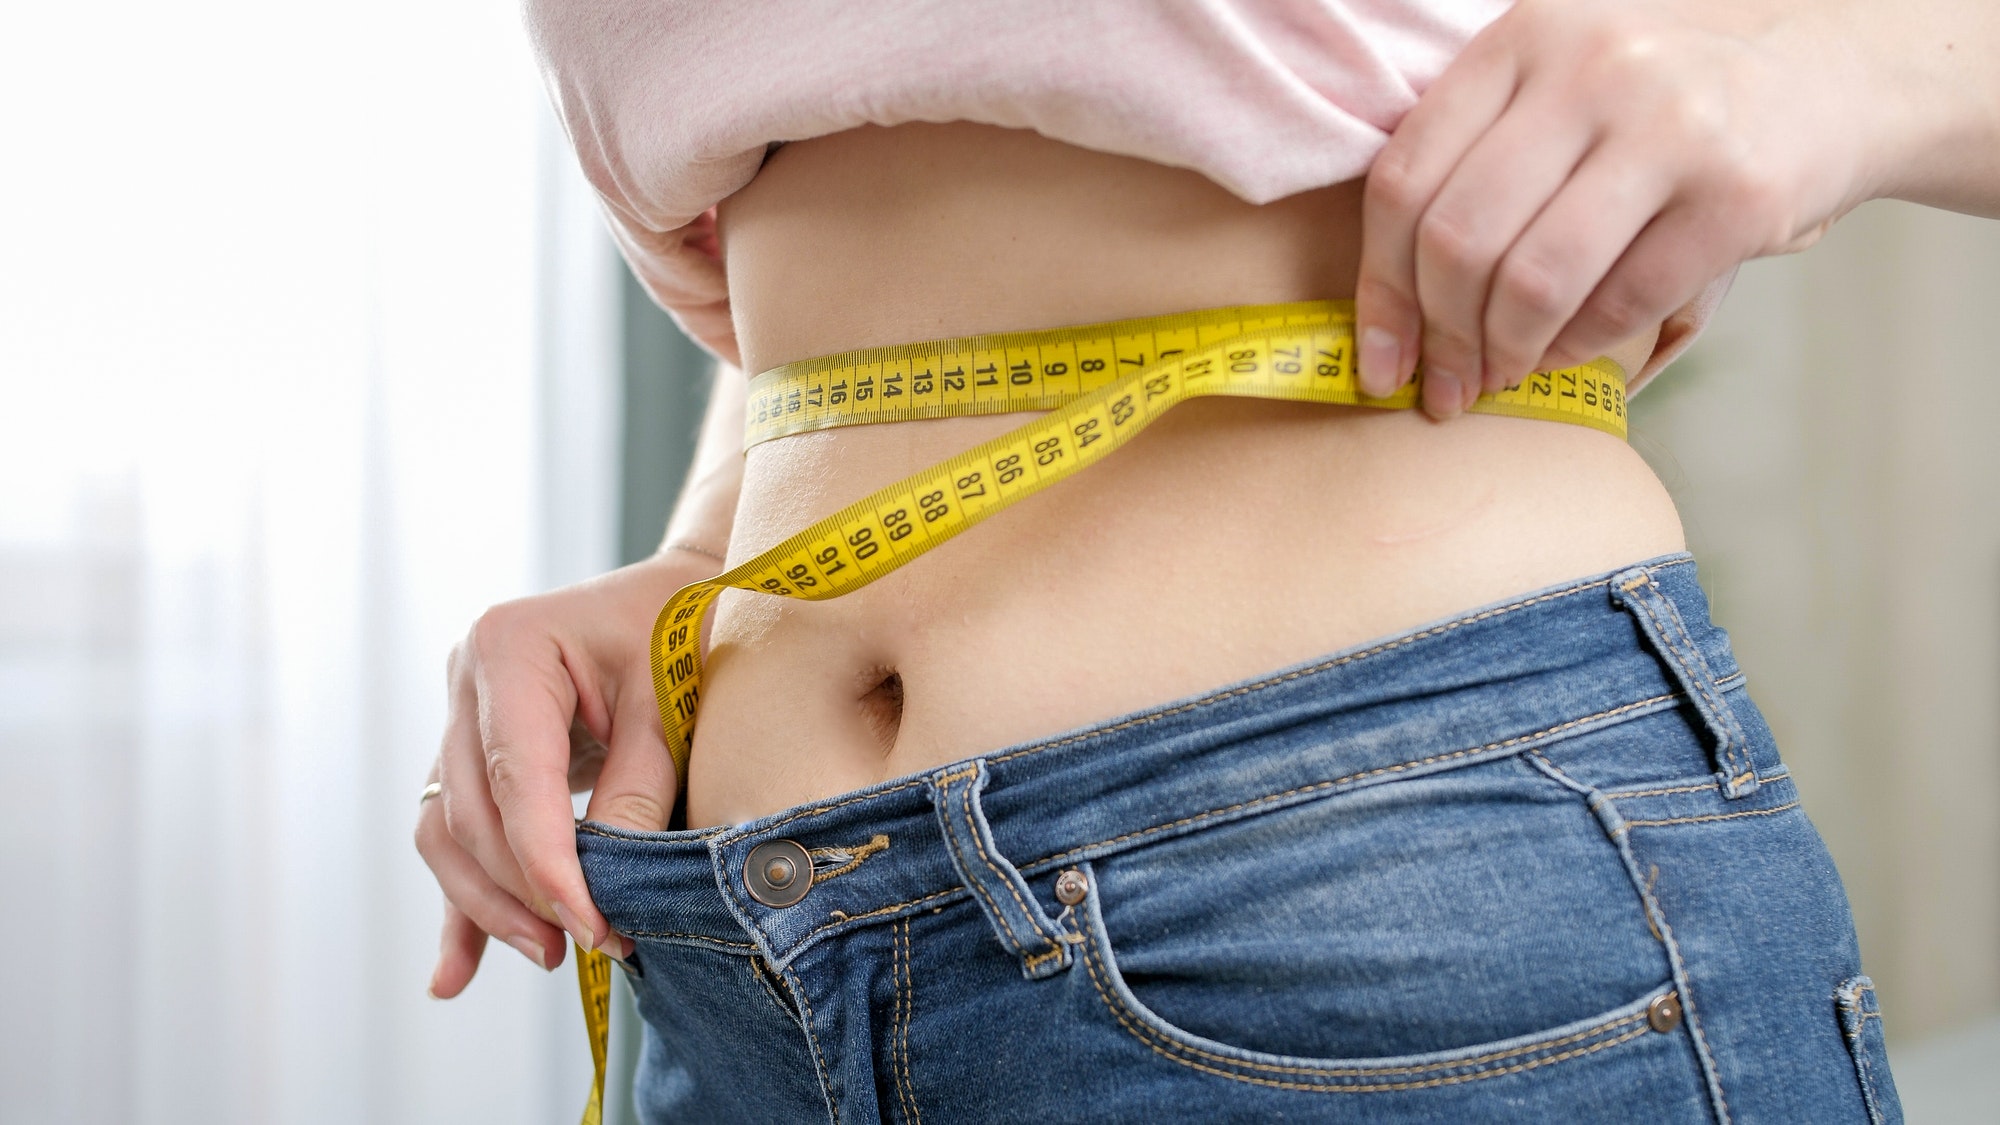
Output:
[782, 965, 840, 1125]
[1619, 802, 1799, 830]
[892, 919, 922, 1125]
[748, 955, 796, 1021]
[943, 796, 1017, 951]
[1022, 946, 1067, 972]
[1642, 867, 1665, 943]
[809, 834, 890, 883]
[1582, 768, 1789, 816]
[1129, 1020, 1653, 1094]
[1606, 772, 1784, 802]
[755, 777, 932, 837]
[1626, 589, 1749, 784]
[1679, 975, 1731, 1123]
[1609, 781, 1716, 800]
[1078, 929, 1650, 1077]
[1524, 750, 1585, 794]
[946, 784, 1019, 949]
[903, 922, 924, 1125]
[1076, 933, 1653, 1090]
[616, 928, 756, 944]
[958, 778, 1056, 953]
[1020, 692, 1676, 872]
[800, 888, 962, 945]
[890, 923, 907, 1120]
[1657, 594, 1732, 726]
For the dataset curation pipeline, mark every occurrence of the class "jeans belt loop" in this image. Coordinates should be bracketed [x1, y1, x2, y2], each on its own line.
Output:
[1610, 565, 1758, 798]
[928, 759, 1074, 979]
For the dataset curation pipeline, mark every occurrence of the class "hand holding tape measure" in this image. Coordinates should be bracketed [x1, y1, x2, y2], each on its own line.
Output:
[570, 299, 1628, 1122]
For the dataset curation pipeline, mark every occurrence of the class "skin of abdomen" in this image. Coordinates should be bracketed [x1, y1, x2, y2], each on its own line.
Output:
[687, 122, 1680, 827]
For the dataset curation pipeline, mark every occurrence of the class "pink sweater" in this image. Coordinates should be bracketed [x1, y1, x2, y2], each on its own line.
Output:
[528, 0, 1728, 387]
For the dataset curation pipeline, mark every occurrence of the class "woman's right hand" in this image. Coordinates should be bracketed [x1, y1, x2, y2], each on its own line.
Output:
[1353, 0, 2000, 418]
[413, 548, 722, 998]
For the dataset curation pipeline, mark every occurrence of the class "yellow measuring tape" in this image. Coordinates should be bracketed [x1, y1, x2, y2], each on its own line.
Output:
[575, 939, 612, 1125]
[574, 299, 1626, 1120]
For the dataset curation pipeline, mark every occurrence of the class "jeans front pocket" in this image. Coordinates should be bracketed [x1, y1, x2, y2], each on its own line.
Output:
[1067, 753, 1700, 1095]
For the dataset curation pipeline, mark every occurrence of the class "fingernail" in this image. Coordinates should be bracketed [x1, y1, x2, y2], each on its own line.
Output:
[1424, 366, 1463, 416]
[505, 934, 551, 970]
[551, 900, 598, 951]
[1359, 326, 1401, 395]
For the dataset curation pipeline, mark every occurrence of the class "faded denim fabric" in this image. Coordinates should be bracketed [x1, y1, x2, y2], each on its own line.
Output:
[579, 554, 1899, 1123]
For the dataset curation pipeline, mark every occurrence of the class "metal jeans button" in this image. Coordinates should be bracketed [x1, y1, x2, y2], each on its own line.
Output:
[745, 839, 813, 907]
[1054, 868, 1089, 906]
[1647, 990, 1684, 1033]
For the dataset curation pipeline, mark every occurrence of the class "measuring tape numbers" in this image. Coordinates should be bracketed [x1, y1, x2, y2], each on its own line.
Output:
[574, 299, 1626, 1121]
[662, 300, 1622, 781]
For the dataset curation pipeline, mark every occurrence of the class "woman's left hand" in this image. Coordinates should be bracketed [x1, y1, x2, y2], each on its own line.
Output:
[1353, 0, 1980, 417]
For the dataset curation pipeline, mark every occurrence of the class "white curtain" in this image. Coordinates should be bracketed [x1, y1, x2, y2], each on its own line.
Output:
[1, 4, 617, 1122]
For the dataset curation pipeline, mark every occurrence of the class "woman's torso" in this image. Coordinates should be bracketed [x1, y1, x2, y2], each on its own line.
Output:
[687, 122, 1681, 827]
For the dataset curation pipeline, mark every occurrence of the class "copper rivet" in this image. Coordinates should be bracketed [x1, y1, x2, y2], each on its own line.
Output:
[1647, 991, 1683, 1034]
[1054, 868, 1089, 906]
[744, 839, 813, 908]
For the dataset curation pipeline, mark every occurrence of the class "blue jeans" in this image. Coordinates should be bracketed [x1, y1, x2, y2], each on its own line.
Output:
[578, 555, 1901, 1123]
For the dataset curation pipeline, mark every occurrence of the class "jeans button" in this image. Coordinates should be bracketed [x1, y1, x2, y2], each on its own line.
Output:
[1054, 868, 1089, 906]
[745, 839, 813, 907]
[1647, 991, 1683, 1033]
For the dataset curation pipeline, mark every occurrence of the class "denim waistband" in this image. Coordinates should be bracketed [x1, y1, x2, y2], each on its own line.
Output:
[578, 553, 1751, 972]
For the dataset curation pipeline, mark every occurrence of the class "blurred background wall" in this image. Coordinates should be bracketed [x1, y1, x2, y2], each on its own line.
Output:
[1, 5, 1994, 1123]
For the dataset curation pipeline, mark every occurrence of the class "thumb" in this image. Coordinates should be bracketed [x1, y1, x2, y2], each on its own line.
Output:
[584, 677, 678, 832]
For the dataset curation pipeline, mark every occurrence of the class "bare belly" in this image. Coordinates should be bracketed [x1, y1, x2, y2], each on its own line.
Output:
[687, 123, 1682, 827]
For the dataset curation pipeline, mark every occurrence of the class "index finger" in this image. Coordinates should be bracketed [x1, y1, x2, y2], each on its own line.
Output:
[475, 642, 613, 953]
[1357, 36, 1519, 403]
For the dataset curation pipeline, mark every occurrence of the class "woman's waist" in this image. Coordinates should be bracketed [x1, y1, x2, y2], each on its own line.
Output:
[605, 555, 1747, 942]
[685, 398, 1684, 826]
